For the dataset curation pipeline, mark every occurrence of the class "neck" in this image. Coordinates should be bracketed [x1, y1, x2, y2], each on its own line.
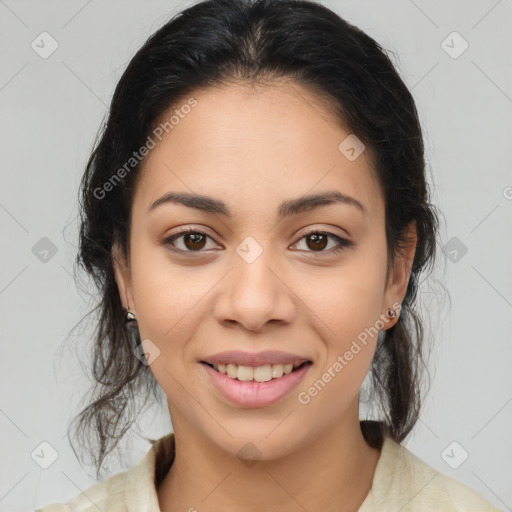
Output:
[157, 407, 382, 512]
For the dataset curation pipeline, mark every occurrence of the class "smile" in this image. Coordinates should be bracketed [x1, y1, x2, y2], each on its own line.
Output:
[200, 361, 312, 408]
[203, 361, 310, 382]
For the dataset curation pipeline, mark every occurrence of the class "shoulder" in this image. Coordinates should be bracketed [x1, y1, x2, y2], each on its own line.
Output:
[35, 434, 175, 512]
[35, 469, 130, 512]
[360, 435, 503, 511]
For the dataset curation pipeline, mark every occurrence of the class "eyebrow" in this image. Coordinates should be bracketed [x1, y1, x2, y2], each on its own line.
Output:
[147, 190, 366, 218]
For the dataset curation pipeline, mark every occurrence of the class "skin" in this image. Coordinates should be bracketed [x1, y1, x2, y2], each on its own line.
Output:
[112, 80, 417, 512]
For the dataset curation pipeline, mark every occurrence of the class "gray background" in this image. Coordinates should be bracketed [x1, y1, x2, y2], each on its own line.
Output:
[0, 0, 511, 510]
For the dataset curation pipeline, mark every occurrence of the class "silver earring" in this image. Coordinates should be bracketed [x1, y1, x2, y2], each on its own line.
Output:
[125, 310, 137, 324]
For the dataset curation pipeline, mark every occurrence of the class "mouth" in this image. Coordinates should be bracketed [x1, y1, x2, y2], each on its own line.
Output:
[200, 358, 313, 408]
[200, 360, 312, 382]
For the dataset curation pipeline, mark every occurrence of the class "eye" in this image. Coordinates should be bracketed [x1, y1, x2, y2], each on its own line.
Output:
[163, 228, 220, 252]
[162, 227, 354, 256]
[291, 230, 354, 255]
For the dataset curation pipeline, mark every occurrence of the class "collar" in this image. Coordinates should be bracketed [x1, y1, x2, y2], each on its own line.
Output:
[125, 432, 175, 512]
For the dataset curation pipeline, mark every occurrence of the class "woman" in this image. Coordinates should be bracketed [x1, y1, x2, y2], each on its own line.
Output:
[36, 0, 502, 510]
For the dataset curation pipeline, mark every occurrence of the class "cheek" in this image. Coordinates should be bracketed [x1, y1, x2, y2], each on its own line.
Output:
[129, 241, 215, 343]
[293, 248, 387, 341]
[291, 248, 386, 394]
[293, 269, 384, 424]
[128, 245, 211, 400]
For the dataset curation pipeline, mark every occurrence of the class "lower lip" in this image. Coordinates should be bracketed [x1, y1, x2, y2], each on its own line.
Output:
[201, 362, 312, 408]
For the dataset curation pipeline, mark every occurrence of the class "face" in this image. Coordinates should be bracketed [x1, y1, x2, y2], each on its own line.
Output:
[113, 80, 416, 459]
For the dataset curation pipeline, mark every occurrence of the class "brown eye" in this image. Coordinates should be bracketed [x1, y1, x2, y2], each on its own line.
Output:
[183, 232, 206, 250]
[163, 229, 218, 252]
[292, 231, 354, 255]
[305, 233, 328, 251]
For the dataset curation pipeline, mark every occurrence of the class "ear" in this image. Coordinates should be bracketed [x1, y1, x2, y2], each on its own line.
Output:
[381, 220, 417, 329]
[112, 240, 135, 313]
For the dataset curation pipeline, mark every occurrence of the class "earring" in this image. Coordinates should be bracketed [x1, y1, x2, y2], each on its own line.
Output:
[125, 309, 137, 324]
[386, 305, 400, 319]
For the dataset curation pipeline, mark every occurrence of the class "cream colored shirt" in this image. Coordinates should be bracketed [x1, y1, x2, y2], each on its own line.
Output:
[36, 432, 502, 511]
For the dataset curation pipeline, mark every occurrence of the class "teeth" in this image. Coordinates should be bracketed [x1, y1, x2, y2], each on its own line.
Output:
[211, 362, 301, 382]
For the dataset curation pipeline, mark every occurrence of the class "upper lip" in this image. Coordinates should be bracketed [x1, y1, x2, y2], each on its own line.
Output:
[201, 350, 311, 367]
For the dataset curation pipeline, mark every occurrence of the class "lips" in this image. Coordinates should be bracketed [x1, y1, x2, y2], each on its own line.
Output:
[201, 358, 312, 407]
[201, 350, 311, 367]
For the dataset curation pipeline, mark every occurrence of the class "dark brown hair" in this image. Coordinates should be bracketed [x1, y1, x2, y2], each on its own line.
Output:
[68, 0, 441, 478]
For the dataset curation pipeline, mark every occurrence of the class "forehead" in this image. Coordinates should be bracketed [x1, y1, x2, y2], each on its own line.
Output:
[132, 81, 384, 223]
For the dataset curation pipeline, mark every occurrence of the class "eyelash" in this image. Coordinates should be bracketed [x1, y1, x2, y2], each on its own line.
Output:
[162, 227, 354, 256]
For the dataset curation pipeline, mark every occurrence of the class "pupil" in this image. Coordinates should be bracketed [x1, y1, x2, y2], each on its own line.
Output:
[307, 233, 327, 251]
[185, 233, 206, 250]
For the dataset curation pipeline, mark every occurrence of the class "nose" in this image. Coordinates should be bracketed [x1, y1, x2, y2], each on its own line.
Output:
[213, 242, 297, 333]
